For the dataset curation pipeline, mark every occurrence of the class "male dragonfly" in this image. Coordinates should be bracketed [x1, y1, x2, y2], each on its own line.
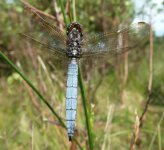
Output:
[21, 5, 150, 141]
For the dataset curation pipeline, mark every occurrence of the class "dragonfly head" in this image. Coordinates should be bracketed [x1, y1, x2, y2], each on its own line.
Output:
[66, 22, 83, 41]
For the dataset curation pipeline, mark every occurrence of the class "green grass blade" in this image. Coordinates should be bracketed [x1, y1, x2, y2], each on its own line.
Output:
[57, 0, 67, 25]
[0, 51, 83, 149]
[0, 51, 66, 127]
[72, 0, 77, 22]
[78, 67, 94, 150]
[0, 51, 83, 150]
[157, 125, 162, 150]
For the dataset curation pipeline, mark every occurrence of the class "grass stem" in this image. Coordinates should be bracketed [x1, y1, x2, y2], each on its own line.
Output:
[78, 67, 94, 150]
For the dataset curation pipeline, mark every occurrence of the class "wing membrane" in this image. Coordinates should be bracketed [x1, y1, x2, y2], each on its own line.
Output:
[21, 2, 67, 56]
[82, 22, 150, 57]
[20, 33, 67, 58]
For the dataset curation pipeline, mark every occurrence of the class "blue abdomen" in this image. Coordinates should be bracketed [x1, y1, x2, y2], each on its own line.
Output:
[66, 58, 78, 141]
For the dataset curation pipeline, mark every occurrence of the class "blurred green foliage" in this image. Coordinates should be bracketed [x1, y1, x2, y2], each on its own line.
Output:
[0, 0, 164, 149]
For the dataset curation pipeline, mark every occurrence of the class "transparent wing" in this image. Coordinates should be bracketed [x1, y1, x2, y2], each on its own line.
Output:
[20, 33, 67, 58]
[82, 22, 150, 57]
[21, 1, 67, 56]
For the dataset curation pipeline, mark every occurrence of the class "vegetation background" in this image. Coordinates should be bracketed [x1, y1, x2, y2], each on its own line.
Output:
[0, 0, 163, 150]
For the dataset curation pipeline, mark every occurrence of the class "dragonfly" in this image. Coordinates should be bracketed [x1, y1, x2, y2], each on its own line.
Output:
[21, 5, 150, 141]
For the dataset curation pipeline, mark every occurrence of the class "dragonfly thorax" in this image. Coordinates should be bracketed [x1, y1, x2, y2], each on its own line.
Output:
[66, 22, 83, 58]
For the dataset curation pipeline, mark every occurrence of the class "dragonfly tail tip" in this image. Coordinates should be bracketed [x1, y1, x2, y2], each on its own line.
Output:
[69, 136, 72, 141]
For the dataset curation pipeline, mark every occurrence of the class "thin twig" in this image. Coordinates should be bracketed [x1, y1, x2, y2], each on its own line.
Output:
[21, 0, 57, 21]
[52, 0, 64, 29]
[43, 119, 62, 126]
[102, 105, 115, 150]
[23, 80, 42, 112]
[31, 124, 34, 150]
[70, 129, 79, 150]
[130, 111, 140, 150]
[16, 62, 42, 112]
[129, 24, 153, 150]
[139, 24, 153, 130]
